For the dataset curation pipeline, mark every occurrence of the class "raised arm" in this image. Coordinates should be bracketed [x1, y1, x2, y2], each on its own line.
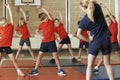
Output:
[57, 10, 63, 23]
[5, 4, 13, 25]
[100, 3, 116, 23]
[41, 8, 53, 20]
[19, 7, 27, 22]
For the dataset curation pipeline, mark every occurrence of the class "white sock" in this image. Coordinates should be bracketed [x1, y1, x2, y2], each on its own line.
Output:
[94, 66, 98, 69]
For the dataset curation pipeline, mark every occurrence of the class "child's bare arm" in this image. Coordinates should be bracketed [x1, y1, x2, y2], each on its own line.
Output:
[20, 7, 27, 21]
[100, 3, 116, 23]
[6, 4, 13, 25]
[42, 8, 53, 20]
[57, 10, 63, 23]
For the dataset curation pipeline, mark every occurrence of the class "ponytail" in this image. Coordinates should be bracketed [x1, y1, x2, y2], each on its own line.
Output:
[87, 2, 95, 22]
[80, 0, 95, 22]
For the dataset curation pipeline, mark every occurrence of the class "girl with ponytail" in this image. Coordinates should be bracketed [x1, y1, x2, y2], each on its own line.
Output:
[77, 0, 114, 80]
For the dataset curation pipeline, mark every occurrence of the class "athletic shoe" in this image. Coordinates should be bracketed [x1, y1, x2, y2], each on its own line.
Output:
[93, 68, 99, 74]
[72, 57, 77, 63]
[17, 71, 25, 77]
[49, 58, 55, 64]
[29, 70, 39, 76]
[77, 57, 81, 61]
[58, 68, 66, 76]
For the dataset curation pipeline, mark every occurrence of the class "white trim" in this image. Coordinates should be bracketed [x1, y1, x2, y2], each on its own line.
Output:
[66, 0, 70, 34]
[3, 0, 7, 18]
[115, 0, 120, 42]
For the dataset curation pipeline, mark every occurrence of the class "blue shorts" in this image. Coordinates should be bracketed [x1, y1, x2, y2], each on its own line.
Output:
[89, 38, 111, 56]
[59, 36, 71, 44]
[40, 41, 57, 52]
[111, 42, 120, 51]
[79, 42, 89, 48]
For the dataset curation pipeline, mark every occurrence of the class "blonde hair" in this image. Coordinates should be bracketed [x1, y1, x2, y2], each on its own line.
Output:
[80, 0, 95, 22]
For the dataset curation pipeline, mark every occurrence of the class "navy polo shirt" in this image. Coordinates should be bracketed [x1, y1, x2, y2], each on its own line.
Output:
[79, 3, 111, 42]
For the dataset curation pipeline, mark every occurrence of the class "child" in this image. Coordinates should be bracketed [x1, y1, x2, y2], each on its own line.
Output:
[93, 3, 120, 73]
[29, 7, 66, 76]
[77, 0, 114, 80]
[74, 20, 89, 61]
[0, 4, 25, 76]
[49, 10, 77, 63]
[15, 7, 35, 62]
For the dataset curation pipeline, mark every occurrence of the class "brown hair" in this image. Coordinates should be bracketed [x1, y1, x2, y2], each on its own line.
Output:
[38, 12, 47, 21]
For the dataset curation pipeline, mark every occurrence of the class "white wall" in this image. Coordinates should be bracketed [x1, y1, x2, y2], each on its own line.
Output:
[11, 34, 79, 50]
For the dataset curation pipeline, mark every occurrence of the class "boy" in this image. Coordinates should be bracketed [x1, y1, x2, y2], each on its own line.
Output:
[29, 7, 66, 76]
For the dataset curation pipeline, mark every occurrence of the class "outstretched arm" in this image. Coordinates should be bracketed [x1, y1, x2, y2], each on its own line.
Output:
[41, 8, 53, 20]
[57, 10, 63, 23]
[100, 3, 116, 23]
[5, 4, 13, 25]
[19, 7, 27, 22]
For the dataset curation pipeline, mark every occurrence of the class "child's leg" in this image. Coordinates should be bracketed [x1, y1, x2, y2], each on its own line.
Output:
[52, 52, 60, 68]
[67, 44, 74, 57]
[27, 46, 35, 61]
[15, 46, 23, 60]
[96, 57, 103, 67]
[52, 52, 66, 76]
[78, 48, 82, 58]
[86, 54, 96, 80]
[8, 53, 25, 76]
[34, 52, 43, 69]
[115, 51, 120, 58]
[49, 44, 63, 63]
[57, 44, 64, 53]
[103, 54, 114, 80]
[29, 52, 43, 76]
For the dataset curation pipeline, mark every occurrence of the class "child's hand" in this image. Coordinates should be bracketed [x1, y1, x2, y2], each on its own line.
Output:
[36, 5, 41, 9]
[5, 4, 10, 8]
[89, 35, 94, 42]
[100, 3, 106, 8]
[19, 35, 22, 38]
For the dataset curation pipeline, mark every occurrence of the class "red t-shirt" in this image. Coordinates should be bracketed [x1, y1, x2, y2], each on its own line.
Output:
[16, 22, 30, 40]
[75, 30, 89, 42]
[109, 22, 118, 43]
[0, 23, 13, 47]
[54, 23, 68, 40]
[37, 20, 55, 42]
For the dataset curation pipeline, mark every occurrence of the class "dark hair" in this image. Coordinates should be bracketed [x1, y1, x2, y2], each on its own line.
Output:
[38, 12, 47, 21]
[77, 20, 81, 25]
[105, 14, 115, 19]
[54, 18, 59, 22]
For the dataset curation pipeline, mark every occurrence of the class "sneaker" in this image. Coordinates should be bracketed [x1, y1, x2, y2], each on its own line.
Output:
[58, 68, 66, 76]
[72, 57, 77, 63]
[77, 57, 81, 61]
[93, 68, 99, 74]
[29, 70, 39, 76]
[49, 58, 55, 64]
[17, 71, 25, 77]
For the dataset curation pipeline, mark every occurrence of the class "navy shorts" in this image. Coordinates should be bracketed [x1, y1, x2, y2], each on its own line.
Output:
[0, 47, 13, 54]
[40, 41, 57, 52]
[59, 36, 71, 44]
[111, 42, 120, 51]
[79, 42, 89, 48]
[19, 38, 31, 46]
[89, 38, 111, 56]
